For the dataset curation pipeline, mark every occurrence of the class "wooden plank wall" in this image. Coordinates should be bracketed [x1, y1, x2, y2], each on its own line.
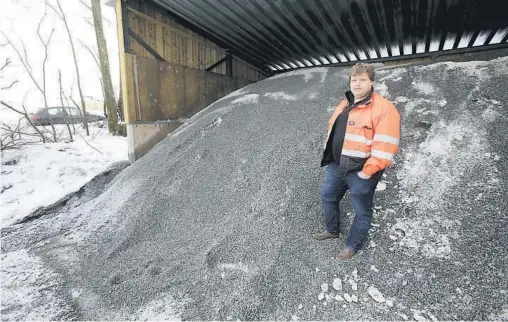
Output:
[126, 0, 264, 82]
[123, 54, 252, 123]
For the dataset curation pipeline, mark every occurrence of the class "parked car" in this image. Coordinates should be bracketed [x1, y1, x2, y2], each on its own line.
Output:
[30, 107, 105, 125]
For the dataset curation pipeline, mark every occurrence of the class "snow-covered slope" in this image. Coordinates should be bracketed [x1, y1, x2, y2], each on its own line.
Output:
[2, 54, 507, 321]
[1, 122, 128, 226]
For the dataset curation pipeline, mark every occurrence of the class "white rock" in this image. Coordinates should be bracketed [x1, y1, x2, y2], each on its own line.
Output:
[315, 268, 320, 272]
[402, 280, 407, 286]
[398, 313, 409, 320]
[352, 269, 359, 280]
[348, 279, 358, 291]
[370, 241, 377, 248]
[318, 292, 325, 301]
[367, 286, 385, 303]
[351, 294, 358, 302]
[370, 265, 379, 272]
[386, 300, 394, 307]
[342, 304, 347, 308]
[389, 235, 397, 241]
[321, 283, 329, 292]
[335, 295, 344, 302]
[332, 278, 343, 291]
[297, 304, 303, 310]
[291, 315, 299, 321]
[343, 293, 353, 303]
[412, 310, 426, 322]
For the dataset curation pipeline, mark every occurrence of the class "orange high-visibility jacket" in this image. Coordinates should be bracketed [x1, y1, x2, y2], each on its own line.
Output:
[322, 92, 401, 177]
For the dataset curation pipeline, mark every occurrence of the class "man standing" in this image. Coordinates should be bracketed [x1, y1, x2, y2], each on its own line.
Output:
[314, 63, 400, 260]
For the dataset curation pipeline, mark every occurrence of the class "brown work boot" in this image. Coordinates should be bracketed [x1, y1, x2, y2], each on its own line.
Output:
[312, 231, 340, 241]
[336, 247, 356, 260]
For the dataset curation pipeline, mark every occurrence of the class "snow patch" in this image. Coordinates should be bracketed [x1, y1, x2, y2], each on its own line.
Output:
[376, 182, 387, 191]
[378, 67, 407, 82]
[1, 123, 127, 226]
[482, 108, 501, 123]
[332, 278, 342, 291]
[394, 96, 408, 103]
[264, 92, 298, 101]
[217, 262, 259, 275]
[376, 82, 390, 98]
[367, 286, 385, 303]
[1, 250, 72, 321]
[129, 293, 187, 321]
[488, 306, 508, 321]
[412, 81, 437, 95]
[231, 94, 259, 104]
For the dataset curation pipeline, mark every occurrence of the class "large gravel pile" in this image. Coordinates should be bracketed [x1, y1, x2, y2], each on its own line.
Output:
[2, 52, 507, 321]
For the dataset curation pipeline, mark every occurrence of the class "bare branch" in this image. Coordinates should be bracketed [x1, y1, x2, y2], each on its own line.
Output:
[84, 18, 95, 28]
[46, 1, 63, 20]
[1, 100, 25, 115]
[79, 0, 92, 11]
[52, 0, 90, 135]
[79, 40, 101, 70]
[78, 0, 112, 27]
[0, 100, 48, 143]
[1, 58, 11, 71]
[76, 130, 103, 154]
[21, 40, 32, 74]
[59, 69, 74, 142]
[1, 80, 19, 91]
[0, 31, 43, 94]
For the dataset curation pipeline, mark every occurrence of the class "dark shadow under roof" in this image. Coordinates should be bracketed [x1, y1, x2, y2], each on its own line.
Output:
[151, 0, 508, 72]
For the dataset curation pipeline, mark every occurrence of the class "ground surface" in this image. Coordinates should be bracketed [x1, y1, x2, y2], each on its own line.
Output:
[1, 122, 128, 226]
[1, 54, 508, 321]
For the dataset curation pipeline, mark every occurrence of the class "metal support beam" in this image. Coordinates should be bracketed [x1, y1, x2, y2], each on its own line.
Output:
[128, 28, 166, 62]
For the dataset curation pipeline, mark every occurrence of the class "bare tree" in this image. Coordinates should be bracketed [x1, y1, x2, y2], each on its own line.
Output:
[79, 40, 106, 117]
[0, 58, 19, 90]
[0, 10, 58, 142]
[48, 0, 90, 135]
[90, 0, 119, 134]
[58, 70, 74, 142]
[1, 100, 48, 144]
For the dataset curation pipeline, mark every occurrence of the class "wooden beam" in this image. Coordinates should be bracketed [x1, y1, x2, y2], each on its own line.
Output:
[206, 55, 227, 71]
[127, 6, 225, 55]
[116, 0, 134, 123]
[128, 27, 166, 62]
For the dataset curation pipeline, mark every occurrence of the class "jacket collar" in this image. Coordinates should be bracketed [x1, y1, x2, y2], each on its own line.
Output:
[345, 87, 374, 108]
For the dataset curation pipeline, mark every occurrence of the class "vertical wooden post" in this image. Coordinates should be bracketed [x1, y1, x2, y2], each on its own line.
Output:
[116, 0, 134, 123]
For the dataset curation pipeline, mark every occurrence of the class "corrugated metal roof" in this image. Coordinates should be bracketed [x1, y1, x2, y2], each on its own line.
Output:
[151, 0, 508, 72]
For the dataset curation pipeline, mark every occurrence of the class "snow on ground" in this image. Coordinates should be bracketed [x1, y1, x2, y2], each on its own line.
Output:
[1, 120, 127, 227]
[231, 94, 259, 104]
[1, 249, 73, 320]
[264, 92, 298, 101]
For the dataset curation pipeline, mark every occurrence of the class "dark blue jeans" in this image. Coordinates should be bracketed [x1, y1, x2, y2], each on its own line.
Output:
[320, 162, 378, 251]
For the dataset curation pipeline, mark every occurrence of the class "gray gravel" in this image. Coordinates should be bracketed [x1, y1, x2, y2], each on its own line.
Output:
[2, 51, 508, 321]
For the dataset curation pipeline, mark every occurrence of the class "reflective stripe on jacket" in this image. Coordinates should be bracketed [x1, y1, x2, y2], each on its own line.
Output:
[321, 91, 401, 177]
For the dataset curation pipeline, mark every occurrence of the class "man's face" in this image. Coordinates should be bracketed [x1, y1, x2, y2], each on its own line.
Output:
[350, 72, 373, 98]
